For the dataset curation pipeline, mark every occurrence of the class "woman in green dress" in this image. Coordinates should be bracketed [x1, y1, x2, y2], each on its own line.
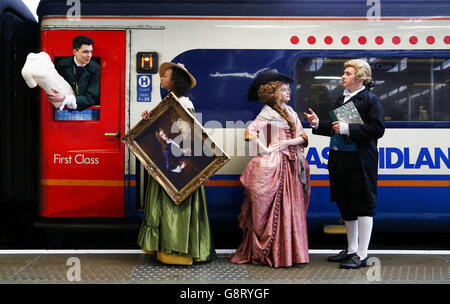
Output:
[138, 62, 215, 265]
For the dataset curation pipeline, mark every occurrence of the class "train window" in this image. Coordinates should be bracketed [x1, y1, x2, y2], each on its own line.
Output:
[54, 108, 100, 120]
[53, 56, 101, 121]
[294, 57, 449, 122]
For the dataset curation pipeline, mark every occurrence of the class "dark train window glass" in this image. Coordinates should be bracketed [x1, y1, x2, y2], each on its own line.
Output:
[52, 56, 101, 121]
[54, 108, 100, 120]
[294, 57, 449, 122]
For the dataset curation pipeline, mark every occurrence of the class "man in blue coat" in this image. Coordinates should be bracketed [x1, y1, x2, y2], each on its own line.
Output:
[305, 59, 385, 269]
[46, 35, 100, 111]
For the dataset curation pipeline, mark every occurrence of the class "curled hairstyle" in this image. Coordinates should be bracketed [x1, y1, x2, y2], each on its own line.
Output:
[257, 81, 296, 132]
[170, 67, 192, 97]
[344, 59, 372, 85]
[72, 35, 94, 50]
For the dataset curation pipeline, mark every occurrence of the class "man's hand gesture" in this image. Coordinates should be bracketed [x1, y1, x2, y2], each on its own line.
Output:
[304, 108, 318, 126]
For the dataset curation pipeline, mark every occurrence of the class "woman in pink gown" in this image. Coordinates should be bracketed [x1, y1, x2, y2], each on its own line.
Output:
[230, 70, 311, 268]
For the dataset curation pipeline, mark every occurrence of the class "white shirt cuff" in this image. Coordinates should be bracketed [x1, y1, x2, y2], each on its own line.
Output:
[340, 122, 350, 135]
[312, 118, 319, 129]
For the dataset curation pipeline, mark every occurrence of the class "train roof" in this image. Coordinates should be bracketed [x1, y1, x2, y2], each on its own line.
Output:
[37, 0, 450, 19]
[1, 0, 36, 22]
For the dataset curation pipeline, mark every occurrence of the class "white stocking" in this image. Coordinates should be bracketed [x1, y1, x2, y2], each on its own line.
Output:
[357, 216, 373, 260]
[344, 220, 358, 254]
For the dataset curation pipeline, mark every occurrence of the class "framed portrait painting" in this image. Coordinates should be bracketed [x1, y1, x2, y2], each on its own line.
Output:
[121, 92, 230, 205]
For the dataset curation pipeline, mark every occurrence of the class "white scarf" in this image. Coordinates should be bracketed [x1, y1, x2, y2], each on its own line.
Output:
[257, 104, 294, 129]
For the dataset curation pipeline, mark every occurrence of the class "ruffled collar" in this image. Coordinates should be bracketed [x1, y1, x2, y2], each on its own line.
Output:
[257, 104, 295, 129]
[178, 96, 194, 110]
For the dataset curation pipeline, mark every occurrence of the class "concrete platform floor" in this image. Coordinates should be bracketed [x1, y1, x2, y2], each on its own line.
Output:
[0, 251, 448, 284]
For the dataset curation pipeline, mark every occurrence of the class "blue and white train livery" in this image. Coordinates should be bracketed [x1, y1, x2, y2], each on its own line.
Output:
[35, 0, 449, 232]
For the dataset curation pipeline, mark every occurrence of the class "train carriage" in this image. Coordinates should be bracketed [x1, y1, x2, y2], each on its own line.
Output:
[33, 0, 449, 236]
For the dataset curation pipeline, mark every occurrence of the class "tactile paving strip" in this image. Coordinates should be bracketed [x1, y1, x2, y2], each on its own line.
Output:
[376, 255, 450, 282]
[243, 255, 368, 283]
[131, 254, 249, 283]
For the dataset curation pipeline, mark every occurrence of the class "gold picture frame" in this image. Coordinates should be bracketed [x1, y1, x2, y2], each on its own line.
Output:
[121, 92, 230, 204]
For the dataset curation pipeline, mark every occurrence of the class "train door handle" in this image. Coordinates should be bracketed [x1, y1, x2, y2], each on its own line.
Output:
[104, 131, 120, 137]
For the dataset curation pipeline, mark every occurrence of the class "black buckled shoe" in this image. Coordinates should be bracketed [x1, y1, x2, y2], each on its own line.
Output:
[339, 255, 369, 269]
[327, 250, 357, 262]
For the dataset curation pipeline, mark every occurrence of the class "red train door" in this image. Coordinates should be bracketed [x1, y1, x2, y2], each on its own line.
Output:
[40, 30, 126, 217]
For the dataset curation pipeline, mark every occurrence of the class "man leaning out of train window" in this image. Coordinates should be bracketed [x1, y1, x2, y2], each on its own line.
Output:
[46, 35, 100, 111]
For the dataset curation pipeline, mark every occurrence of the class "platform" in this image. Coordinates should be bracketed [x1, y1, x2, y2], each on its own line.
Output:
[0, 250, 448, 284]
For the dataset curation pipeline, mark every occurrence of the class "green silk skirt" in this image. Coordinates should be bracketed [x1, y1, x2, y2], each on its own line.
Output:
[137, 177, 215, 260]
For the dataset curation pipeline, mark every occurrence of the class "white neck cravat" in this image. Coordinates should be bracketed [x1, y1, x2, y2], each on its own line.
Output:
[343, 86, 365, 103]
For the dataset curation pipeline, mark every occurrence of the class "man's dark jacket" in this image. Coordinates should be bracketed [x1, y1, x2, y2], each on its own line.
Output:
[56, 56, 100, 111]
[313, 88, 385, 207]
